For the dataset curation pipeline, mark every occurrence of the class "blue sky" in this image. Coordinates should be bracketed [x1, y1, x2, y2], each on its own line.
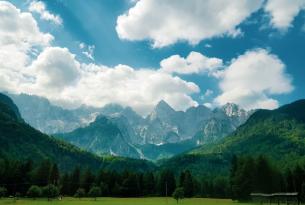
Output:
[1, 0, 305, 115]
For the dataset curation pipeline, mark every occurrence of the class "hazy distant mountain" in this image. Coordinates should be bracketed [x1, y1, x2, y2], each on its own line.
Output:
[0, 93, 155, 172]
[8, 93, 99, 134]
[8, 93, 252, 160]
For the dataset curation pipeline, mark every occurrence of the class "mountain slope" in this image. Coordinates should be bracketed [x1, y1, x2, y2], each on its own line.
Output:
[57, 115, 142, 158]
[162, 100, 305, 176]
[0, 93, 155, 172]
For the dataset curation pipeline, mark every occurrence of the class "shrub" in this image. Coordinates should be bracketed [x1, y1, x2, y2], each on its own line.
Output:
[88, 186, 101, 200]
[74, 188, 86, 199]
[27, 185, 42, 199]
[42, 184, 59, 198]
[0, 187, 7, 198]
[172, 187, 184, 203]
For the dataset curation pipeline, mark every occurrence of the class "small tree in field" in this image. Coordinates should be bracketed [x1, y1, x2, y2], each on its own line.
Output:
[0, 187, 7, 198]
[172, 187, 184, 204]
[42, 184, 59, 200]
[27, 185, 42, 199]
[88, 186, 101, 201]
[74, 188, 86, 199]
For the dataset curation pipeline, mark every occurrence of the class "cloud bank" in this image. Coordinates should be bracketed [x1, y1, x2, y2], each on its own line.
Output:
[116, 0, 263, 48]
[0, 1, 295, 115]
[214, 49, 294, 110]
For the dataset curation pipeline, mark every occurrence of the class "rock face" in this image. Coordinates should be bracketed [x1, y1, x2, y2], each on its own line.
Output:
[8, 93, 99, 134]
[194, 103, 254, 145]
[9, 93, 253, 160]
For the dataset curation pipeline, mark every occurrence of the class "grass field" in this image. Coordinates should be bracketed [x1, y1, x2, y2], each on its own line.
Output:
[0, 198, 251, 205]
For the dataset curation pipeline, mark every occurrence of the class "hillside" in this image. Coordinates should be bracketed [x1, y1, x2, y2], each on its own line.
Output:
[57, 115, 142, 158]
[0, 93, 155, 172]
[161, 100, 305, 176]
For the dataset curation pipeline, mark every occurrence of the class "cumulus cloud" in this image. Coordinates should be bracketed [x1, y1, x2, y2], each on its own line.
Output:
[61, 64, 200, 115]
[0, 1, 53, 93]
[0, 2, 200, 116]
[116, 0, 263, 48]
[28, 47, 80, 91]
[214, 49, 294, 110]
[29, 1, 62, 25]
[264, 0, 305, 30]
[160, 52, 223, 75]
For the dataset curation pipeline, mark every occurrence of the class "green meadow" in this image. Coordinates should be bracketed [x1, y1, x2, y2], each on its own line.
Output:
[0, 198, 250, 205]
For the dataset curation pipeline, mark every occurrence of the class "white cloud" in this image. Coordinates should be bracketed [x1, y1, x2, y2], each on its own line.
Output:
[29, 1, 62, 25]
[0, 2, 200, 116]
[28, 47, 80, 91]
[0, 1, 53, 48]
[264, 0, 305, 30]
[116, 0, 263, 48]
[79, 43, 95, 60]
[214, 49, 293, 110]
[204, 89, 213, 97]
[1, 48, 200, 115]
[0, 1, 53, 93]
[61, 64, 200, 115]
[160, 51, 223, 75]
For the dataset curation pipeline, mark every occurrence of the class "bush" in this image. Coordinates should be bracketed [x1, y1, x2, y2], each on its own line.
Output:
[42, 184, 59, 198]
[27, 185, 42, 199]
[0, 187, 7, 198]
[74, 188, 86, 198]
[172, 187, 184, 204]
[88, 186, 101, 200]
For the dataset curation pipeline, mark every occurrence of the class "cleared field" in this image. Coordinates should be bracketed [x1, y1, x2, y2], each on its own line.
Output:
[0, 198, 250, 205]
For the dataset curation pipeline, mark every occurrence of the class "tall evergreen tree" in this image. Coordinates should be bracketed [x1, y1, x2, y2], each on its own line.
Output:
[182, 170, 194, 197]
[143, 172, 155, 195]
[81, 168, 95, 193]
[70, 166, 81, 195]
[49, 163, 59, 186]
[35, 159, 51, 186]
[60, 173, 70, 196]
[158, 170, 176, 196]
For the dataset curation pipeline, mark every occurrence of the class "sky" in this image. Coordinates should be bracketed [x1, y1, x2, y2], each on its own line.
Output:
[1, 0, 305, 115]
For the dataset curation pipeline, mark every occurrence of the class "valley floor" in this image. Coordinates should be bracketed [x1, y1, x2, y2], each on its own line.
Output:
[0, 198, 249, 205]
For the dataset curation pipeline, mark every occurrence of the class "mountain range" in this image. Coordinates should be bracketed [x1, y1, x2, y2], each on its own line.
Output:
[2, 92, 305, 179]
[161, 99, 305, 176]
[0, 93, 155, 172]
[9, 93, 252, 160]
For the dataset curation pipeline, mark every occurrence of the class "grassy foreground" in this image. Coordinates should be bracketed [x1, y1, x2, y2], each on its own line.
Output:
[0, 198, 250, 205]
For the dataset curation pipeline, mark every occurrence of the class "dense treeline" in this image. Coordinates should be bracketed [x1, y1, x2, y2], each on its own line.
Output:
[230, 155, 305, 201]
[0, 157, 221, 199]
[2, 155, 305, 200]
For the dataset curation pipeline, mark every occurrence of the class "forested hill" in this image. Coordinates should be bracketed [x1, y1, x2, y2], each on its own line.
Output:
[0, 93, 155, 172]
[162, 99, 305, 176]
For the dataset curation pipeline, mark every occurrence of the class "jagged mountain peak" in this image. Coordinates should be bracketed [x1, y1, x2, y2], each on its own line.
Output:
[221, 102, 246, 117]
[148, 100, 175, 121]
[155, 100, 174, 112]
[186, 104, 211, 114]
[100, 103, 125, 115]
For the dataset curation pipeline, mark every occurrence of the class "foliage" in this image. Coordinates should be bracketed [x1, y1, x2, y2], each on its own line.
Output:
[0, 187, 7, 198]
[172, 187, 184, 203]
[74, 188, 86, 198]
[42, 184, 59, 198]
[26, 185, 41, 199]
[88, 186, 101, 200]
